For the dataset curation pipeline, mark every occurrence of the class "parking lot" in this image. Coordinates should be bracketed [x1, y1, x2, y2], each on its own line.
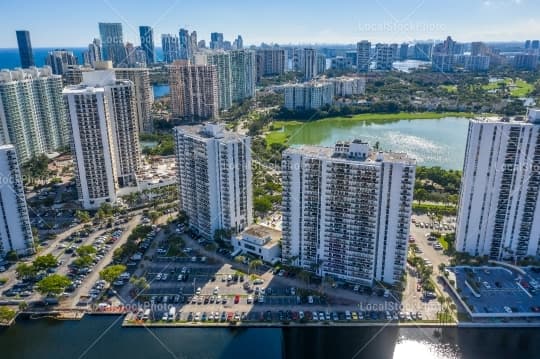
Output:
[450, 266, 540, 317]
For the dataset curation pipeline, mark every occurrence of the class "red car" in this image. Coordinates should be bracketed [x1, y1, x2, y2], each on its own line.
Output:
[227, 312, 234, 321]
[234, 295, 240, 304]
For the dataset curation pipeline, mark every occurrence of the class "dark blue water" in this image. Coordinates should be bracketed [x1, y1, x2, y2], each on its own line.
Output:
[0, 48, 165, 69]
[1, 316, 540, 358]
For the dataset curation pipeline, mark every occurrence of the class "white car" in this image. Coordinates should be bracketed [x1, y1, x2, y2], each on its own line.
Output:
[504, 306, 512, 313]
[308, 296, 314, 304]
[196, 287, 201, 295]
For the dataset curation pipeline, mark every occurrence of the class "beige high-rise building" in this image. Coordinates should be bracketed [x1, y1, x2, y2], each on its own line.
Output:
[169, 62, 218, 121]
[115, 68, 154, 132]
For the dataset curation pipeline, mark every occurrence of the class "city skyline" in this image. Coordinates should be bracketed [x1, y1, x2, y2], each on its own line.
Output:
[2, 0, 540, 48]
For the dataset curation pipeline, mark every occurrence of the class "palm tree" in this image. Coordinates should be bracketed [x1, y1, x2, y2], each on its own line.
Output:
[249, 259, 263, 276]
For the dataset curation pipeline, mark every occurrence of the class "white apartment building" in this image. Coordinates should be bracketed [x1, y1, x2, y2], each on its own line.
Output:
[0, 66, 69, 161]
[0, 144, 34, 257]
[230, 50, 256, 102]
[302, 48, 317, 80]
[328, 77, 366, 97]
[282, 140, 416, 285]
[63, 70, 141, 209]
[283, 82, 334, 111]
[456, 111, 540, 260]
[375, 43, 395, 71]
[207, 52, 233, 110]
[174, 123, 252, 239]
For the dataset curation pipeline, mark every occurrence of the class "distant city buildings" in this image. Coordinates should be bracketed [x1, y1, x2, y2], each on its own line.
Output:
[328, 77, 366, 97]
[281, 140, 416, 285]
[161, 34, 181, 63]
[179, 28, 191, 60]
[375, 43, 395, 70]
[0, 66, 69, 161]
[302, 48, 317, 80]
[83, 38, 102, 67]
[283, 82, 334, 110]
[16, 30, 34, 69]
[63, 69, 141, 209]
[0, 144, 34, 258]
[210, 32, 224, 50]
[45, 49, 78, 75]
[456, 111, 540, 261]
[513, 54, 538, 70]
[169, 62, 219, 120]
[139, 26, 155, 64]
[99, 23, 127, 67]
[174, 123, 252, 239]
[356, 40, 371, 72]
[255, 48, 286, 82]
[330, 56, 353, 71]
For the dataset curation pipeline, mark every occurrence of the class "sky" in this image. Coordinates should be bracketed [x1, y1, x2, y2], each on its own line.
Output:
[1, 0, 539, 47]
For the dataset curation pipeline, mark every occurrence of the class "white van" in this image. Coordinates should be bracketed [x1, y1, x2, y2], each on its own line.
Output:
[142, 309, 151, 321]
[168, 307, 176, 321]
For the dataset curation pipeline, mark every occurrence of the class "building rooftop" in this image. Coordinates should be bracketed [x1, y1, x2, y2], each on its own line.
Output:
[175, 123, 247, 142]
[474, 109, 540, 125]
[285, 140, 416, 165]
[241, 224, 282, 248]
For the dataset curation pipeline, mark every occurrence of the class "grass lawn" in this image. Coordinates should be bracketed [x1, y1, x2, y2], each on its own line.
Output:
[265, 112, 474, 146]
[481, 78, 533, 97]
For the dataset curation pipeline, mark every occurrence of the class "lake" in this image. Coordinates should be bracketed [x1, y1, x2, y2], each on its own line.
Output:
[280, 117, 470, 170]
[153, 84, 170, 99]
[1, 316, 540, 358]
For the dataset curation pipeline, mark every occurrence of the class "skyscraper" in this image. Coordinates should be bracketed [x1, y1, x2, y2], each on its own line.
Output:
[178, 28, 191, 60]
[234, 35, 244, 50]
[255, 49, 286, 82]
[302, 48, 317, 80]
[99, 22, 127, 66]
[0, 67, 69, 161]
[399, 43, 409, 60]
[281, 140, 416, 285]
[456, 111, 540, 260]
[139, 26, 155, 64]
[174, 123, 252, 239]
[210, 32, 224, 50]
[207, 52, 233, 110]
[190, 31, 198, 54]
[63, 68, 141, 209]
[356, 40, 371, 72]
[230, 50, 256, 102]
[0, 144, 34, 258]
[161, 34, 181, 63]
[84, 38, 102, 67]
[16, 30, 34, 68]
[375, 43, 395, 70]
[169, 62, 219, 120]
[45, 50, 78, 75]
[115, 67, 154, 133]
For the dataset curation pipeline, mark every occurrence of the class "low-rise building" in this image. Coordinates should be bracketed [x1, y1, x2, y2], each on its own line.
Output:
[233, 225, 281, 263]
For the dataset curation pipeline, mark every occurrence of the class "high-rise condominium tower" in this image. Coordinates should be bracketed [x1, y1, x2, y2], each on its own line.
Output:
[115, 67, 154, 133]
[0, 144, 34, 258]
[356, 40, 371, 72]
[161, 34, 181, 63]
[63, 69, 141, 209]
[207, 52, 233, 110]
[174, 123, 253, 239]
[281, 140, 416, 285]
[16, 30, 34, 69]
[45, 50, 78, 75]
[99, 23, 127, 66]
[0, 66, 69, 161]
[456, 111, 540, 260]
[169, 62, 218, 120]
[139, 26, 155, 64]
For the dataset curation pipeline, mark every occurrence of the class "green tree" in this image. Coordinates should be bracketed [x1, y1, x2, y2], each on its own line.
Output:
[75, 210, 91, 223]
[234, 255, 246, 265]
[149, 211, 160, 224]
[129, 276, 149, 291]
[0, 306, 17, 323]
[99, 265, 127, 284]
[249, 259, 263, 275]
[72, 256, 94, 268]
[36, 274, 72, 296]
[76, 245, 97, 257]
[16, 263, 36, 279]
[33, 254, 58, 271]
